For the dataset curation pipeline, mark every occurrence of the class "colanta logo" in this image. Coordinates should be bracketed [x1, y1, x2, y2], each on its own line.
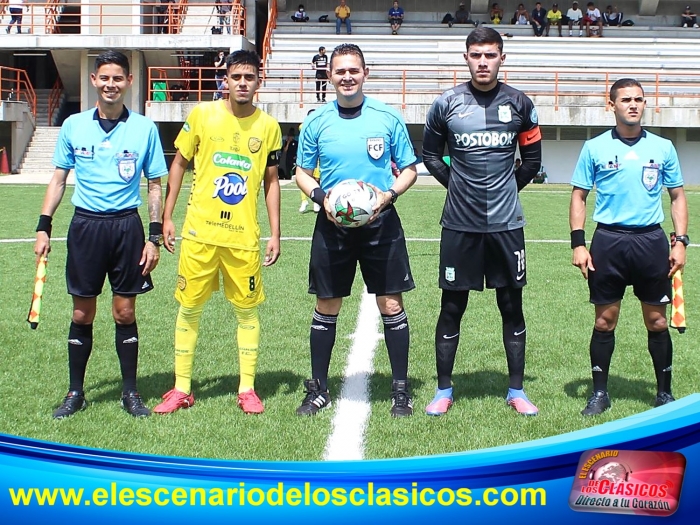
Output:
[213, 152, 253, 171]
[213, 173, 248, 205]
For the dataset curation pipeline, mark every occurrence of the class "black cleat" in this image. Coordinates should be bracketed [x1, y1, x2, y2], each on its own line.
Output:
[390, 380, 413, 417]
[581, 390, 611, 416]
[296, 379, 332, 416]
[121, 391, 151, 417]
[53, 390, 87, 419]
[655, 392, 676, 407]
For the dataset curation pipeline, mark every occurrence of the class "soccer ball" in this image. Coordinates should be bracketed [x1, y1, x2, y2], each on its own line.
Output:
[327, 179, 377, 228]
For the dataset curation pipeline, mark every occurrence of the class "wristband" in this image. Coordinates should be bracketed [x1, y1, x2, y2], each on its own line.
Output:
[149, 222, 163, 236]
[388, 188, 399, 204]
[310, 187, 326, 206]
[570, 229, 586, 249]
[36, 215, 53, 238]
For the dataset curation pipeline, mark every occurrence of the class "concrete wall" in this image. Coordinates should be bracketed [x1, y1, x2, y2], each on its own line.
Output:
[0, 101, 35, 172]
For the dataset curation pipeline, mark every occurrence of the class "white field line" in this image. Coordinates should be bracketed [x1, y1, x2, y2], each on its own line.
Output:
[323, 288, 382, 461]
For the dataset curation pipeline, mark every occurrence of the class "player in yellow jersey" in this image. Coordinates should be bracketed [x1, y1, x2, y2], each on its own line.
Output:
[154, 50, 282, 415]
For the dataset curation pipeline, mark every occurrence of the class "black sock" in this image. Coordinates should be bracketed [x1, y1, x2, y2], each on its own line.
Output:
[68, 322, 93, 392]
[115, 321, 139, 394]
[310, 310, 337, 392]
[382, 310, 409, 381]
[590, 328, 615, 392]
[496, 288, 526, 390]
[648, 329, 673, 394]
[435, 290, 469, 389]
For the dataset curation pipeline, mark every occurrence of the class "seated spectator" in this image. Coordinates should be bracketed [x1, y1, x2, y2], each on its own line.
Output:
[445, 2, 474, 28]
[388, 1, 404, 35]
[532, 2, 547, 36]
[602, 5, 622, 26]
[292, 4, 310, 22]
[583, 2, 603, 36]
[512, 4, 530, 25]
[335, 0, 351, 34]
[546, 3, 563, 36]
[490, 3, 504, 24]
[681, 5, 699, 27]
[567, 1, 584, 36]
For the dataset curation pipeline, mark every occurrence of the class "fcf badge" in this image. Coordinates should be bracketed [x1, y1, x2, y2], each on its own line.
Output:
[498, 105, 512, 123]
[445, 267, 455, 282]
[367, 137, 385, 160]
[248, 137, 262, 154]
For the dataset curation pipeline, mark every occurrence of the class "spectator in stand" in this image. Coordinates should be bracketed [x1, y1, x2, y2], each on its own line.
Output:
[216, 0, 232, 34]
[546, 3, 563, 36]
[584, 2, 603, 36]
[490, 3, 505, 24]
[681, 5, 699, 27]
[602, 5, 622, 26]
[445, 2, 474, 28]
[213, 50, 226, 100]
[512, 3, 530, 25]
[532, 2, 548, 36]
[567, 1, 584, 36]
[335, 0, 352, 34]
[6, 0, 26, 34]
[292, 4, 310, 22]
[311, 46, 329, 102]
[388, 1, 404, 35]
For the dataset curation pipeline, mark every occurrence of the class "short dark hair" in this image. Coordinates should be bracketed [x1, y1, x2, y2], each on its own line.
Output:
[466, 26, 504, 53]
[610, 78, 644, 101]
[319, 46, 325, 52]
[225, 49, 261, 74]
[330, 43, 366, 69]
[94, 50, 130, 76]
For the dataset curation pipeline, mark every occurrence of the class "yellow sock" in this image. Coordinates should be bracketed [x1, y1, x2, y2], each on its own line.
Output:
[174, 304, 203, 394]
[234, 305, 260, 392]
[300, 190, 308, 203]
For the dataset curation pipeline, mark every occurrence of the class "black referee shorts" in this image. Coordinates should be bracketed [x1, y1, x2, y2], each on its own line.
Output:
[439, 228, 527, 291]
[588, 224, 671, 306]
[309, 205, 415, 298]
[66, 207, 154, 297]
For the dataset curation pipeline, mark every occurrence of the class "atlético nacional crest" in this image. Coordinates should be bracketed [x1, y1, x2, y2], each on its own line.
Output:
[367, 137, 385, 160]
[498, 105, 512, 123]
[248, 137, 262, 154]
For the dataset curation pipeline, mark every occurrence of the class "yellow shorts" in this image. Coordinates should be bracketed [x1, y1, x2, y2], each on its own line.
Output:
[175, 239, 264, 308]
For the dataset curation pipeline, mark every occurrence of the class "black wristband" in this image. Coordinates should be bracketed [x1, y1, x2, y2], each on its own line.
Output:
[388, 188, 399, 204]
[36, 215, 53, 238]
[149, 222, 163, 236]
[310, 187, 326, 206]
[570, 229, 586, 249]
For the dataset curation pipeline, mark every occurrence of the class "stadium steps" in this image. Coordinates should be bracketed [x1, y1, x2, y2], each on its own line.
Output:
[32, 89, 65, 127]
[19, 127, 62, 176]
[179, 2, 220, 36]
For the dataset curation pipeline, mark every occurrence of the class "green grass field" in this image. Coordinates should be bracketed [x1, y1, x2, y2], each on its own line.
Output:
[0, 181, 697, 461]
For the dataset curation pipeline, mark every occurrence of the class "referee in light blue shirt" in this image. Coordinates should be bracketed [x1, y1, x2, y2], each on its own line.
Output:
[34, 50, 168, 420]
[569, 78, 689, 417]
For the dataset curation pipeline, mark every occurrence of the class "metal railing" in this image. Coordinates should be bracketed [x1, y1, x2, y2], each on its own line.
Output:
[47, 76, 64, 125]
[146, 66, 700, 111]
[0, 1, 245, 35]
[0, 66, 37, 118]
[261, 0, 278, 73]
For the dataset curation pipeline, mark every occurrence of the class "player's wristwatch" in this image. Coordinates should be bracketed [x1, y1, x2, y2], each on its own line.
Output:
[148, 234, 163, 247]
[675, 235, 690, 247]
[387, 189, 399, 205]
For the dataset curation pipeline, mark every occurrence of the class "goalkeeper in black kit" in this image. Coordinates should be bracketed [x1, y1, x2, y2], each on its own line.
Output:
[422, 27, 542, 417]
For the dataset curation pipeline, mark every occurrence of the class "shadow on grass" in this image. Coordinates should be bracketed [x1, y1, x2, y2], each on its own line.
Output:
[564, 375, 657, 406]
[86, 370, 306, 406]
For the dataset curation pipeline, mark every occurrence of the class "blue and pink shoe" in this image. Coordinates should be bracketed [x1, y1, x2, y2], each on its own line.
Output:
[426, 387, 454, 416]
[506, 388, 539, 416]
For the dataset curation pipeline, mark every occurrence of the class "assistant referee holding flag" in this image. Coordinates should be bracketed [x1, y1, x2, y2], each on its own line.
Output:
[570, 78, 689, 416]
